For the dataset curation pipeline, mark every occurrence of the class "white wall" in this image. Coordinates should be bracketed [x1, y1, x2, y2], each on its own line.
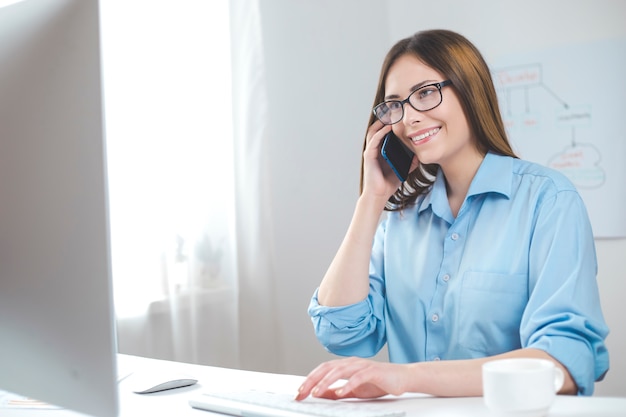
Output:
[254, 0, 625, 396]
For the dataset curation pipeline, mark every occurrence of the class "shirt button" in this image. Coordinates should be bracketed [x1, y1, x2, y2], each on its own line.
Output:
[442, 274, 450, 282]
[433, 357, 441, 361]
[431, 314, 439, 322]
[451, 233, 459, 241]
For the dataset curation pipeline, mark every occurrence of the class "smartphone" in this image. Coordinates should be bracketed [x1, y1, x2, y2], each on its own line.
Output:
[380, 131, 414, 182]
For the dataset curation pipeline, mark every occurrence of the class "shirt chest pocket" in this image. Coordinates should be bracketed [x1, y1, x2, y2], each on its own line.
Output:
[458, 271, 528, 356]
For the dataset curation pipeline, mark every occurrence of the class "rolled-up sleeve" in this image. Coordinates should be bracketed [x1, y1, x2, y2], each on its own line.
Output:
[521, 188, 609, 395]
[308, 288, 385, 357]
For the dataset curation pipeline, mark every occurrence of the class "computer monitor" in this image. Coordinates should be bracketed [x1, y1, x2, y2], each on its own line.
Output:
[0, 1, 119, 416]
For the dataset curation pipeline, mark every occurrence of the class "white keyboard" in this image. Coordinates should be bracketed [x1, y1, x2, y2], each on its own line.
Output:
[189, 389, 406, 417]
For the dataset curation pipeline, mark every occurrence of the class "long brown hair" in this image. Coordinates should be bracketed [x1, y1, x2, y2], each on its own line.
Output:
[360, 29, 517, 211]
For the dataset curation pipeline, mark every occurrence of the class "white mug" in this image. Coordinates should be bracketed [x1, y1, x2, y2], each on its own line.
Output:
[482, 358, 564, 417]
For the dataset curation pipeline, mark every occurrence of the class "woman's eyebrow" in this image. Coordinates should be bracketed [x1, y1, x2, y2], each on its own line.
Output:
[384, 80, 438, 100]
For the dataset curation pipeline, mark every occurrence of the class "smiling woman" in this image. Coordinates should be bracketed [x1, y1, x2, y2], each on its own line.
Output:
[298, 29, 609, 401]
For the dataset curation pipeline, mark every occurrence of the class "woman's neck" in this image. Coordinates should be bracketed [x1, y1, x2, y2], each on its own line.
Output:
[442, 149, 485, 217]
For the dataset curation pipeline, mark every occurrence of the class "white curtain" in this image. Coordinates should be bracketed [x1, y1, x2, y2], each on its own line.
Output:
[229, 0, 280, 372]
[100, 0, 276, 370]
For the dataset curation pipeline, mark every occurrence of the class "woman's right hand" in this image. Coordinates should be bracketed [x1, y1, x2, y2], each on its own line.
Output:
[361, 121, 406, 201]
[295, 357, 413, 401]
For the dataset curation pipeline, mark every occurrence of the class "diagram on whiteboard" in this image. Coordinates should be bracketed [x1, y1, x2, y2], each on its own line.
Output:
[494, 63, 605, 189]
[492, 38, 626, 238]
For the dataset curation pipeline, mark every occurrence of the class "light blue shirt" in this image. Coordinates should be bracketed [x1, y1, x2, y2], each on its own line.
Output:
[308, 152, 609, 395]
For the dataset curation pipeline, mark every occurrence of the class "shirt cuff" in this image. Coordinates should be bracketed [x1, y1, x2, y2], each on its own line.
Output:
[307, 288, 373, 329]
[529, 334, 609, 395]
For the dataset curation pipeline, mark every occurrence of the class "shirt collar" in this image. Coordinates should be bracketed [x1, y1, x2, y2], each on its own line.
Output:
[467, 152, 512, 198]
[417, 152, 513, 216]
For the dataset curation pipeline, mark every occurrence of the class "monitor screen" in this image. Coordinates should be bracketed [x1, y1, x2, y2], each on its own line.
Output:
[0, 1, 119, 416]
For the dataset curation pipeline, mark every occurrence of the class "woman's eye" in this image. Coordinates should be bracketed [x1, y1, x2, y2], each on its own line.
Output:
[418, 87, 436, 99]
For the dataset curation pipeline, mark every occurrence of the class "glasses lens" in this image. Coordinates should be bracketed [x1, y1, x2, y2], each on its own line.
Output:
[409, 85, 442, 111]
[374, 101, 402, 125]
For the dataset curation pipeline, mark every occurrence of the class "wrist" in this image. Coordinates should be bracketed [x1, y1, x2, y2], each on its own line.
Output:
[404, 362, 428, 394]
[357, 192, 389, 213]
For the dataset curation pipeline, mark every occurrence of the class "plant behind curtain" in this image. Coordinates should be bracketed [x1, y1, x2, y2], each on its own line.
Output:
[100, 1, 239, 367]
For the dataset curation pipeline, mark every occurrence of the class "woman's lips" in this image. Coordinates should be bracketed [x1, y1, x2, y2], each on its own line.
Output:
[410, 127, 440, 144]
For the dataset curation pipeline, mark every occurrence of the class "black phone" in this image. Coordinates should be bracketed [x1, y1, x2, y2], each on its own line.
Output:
[380, 131, 414, 182]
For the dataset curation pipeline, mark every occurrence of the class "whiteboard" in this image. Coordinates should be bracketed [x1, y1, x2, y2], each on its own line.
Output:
[493, 38, 626, 238]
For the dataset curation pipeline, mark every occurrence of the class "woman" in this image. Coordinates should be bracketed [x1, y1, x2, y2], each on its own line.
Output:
[296, 29, 609, 400]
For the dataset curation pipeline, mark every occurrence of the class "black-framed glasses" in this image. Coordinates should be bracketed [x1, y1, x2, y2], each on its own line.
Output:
[372, 80, 453, 125]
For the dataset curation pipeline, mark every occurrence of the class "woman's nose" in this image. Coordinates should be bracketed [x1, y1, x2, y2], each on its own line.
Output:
[402, 102, 423, 125]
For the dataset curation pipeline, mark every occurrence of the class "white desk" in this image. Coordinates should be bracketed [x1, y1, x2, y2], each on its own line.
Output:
[4, 354, 626, 417]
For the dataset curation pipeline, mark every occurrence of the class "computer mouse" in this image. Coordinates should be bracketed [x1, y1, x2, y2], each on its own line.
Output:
[128, 371, 198, 394]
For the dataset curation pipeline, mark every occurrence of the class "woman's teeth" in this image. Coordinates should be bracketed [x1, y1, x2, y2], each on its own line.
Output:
[412, 127, 440, 143]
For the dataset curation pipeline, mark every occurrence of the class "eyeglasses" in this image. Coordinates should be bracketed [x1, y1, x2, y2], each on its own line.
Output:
[373, 80, 453, 125]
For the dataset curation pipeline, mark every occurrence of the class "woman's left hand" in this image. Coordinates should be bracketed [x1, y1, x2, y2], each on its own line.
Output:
[295, 357, 412, 401]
